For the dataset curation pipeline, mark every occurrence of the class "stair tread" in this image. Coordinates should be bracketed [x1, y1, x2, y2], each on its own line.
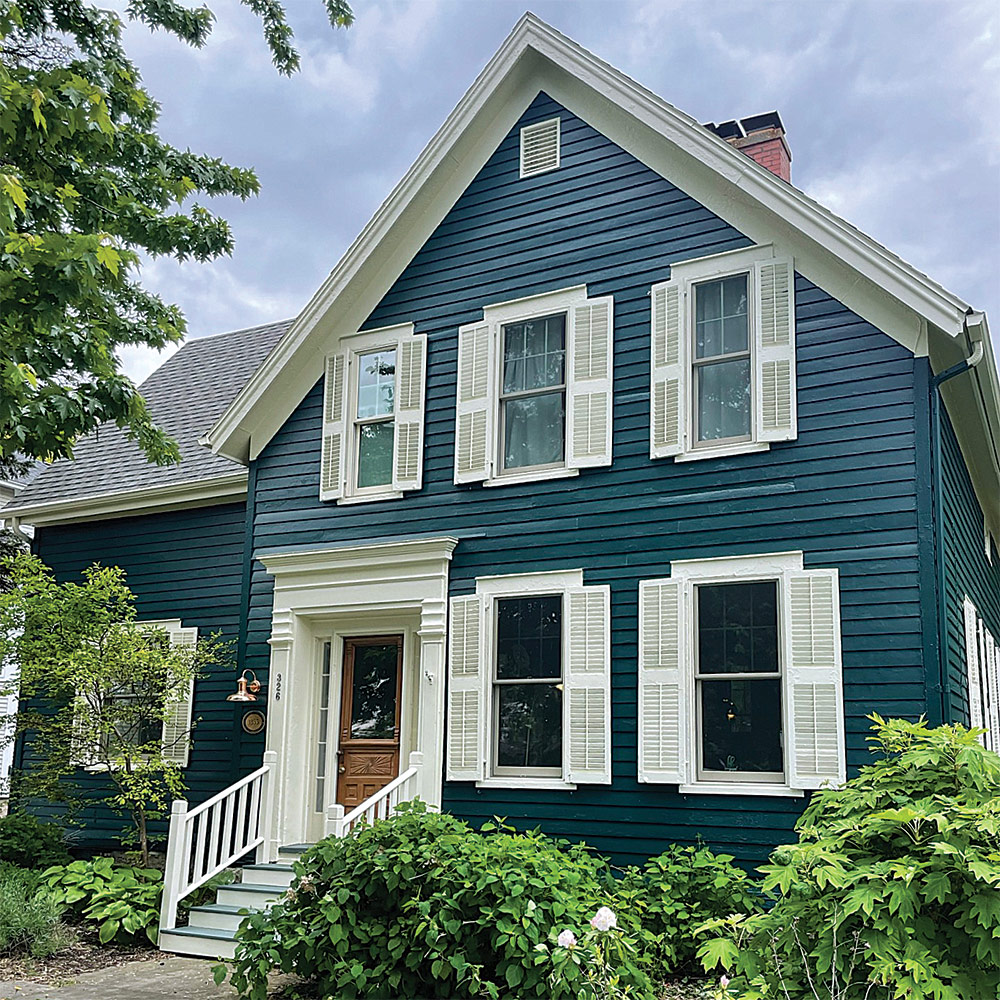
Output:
[278, 843, 313, 853]
[188, 903, 257, 915]
[162, 926, 235, 940]
[243, 863, 294, 872]
[222, 882, 286, 894]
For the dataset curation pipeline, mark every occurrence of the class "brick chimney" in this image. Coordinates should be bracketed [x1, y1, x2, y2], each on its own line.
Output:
[704, 111, 792, 182]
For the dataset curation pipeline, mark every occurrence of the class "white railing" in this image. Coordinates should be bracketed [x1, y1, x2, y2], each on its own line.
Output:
[324, 751, 422, 838]
[159, 749, 277, 935]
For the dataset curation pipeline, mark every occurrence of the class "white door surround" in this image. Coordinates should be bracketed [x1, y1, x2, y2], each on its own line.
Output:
[258, 536, 458, 850]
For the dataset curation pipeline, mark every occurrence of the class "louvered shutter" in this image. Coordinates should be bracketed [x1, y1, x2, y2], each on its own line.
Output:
[563, 587, 611, 784]
[70, 694, 98, 767]
[161, 625, 197, 767]
[446, 595, 485, 780]
[567, 298, 614, 469]
[650, 280, 685, 458]
[320, 353, 348, 501]
[754, 258, 797, 443]
[963, 598, 983, 731]
[393, 335, 427, 492]
[454, 323, 493, 484]
[784, 570, 845, 789]
[637, 579, 688, 783]
[986, 631, 999, 751]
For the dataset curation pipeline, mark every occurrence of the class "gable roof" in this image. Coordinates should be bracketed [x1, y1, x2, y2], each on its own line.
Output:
[201, 13, 998, 536]
[5, 320, 291, 525]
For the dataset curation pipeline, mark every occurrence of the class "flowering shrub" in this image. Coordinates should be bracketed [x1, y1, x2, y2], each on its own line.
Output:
[698, 717, 1000, 999]
[224, 802, 652, 999]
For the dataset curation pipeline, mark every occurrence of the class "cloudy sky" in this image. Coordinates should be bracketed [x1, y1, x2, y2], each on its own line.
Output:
[119, 0, 999, 382]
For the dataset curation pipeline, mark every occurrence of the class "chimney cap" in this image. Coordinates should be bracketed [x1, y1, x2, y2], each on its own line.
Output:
[739, 111, 784, 135]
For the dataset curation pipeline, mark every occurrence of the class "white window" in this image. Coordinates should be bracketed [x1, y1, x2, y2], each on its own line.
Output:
[963, 597, 999, 751]
[520, 118, 560, 178]
[446, 570, 611, 788]
[320, 323, 427, 503]
[651, 245, 796, 463]
[454, 287, 613, 487]
[638, 552, 846, 796]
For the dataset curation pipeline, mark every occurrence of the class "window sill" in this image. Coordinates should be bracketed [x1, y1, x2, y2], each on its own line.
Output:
[678, 782, 804, 798]
[673, 442, 770, 464]
[484, 467, 579, 488]
[336, 490, 404, 506]
[476, 777, 577, 791]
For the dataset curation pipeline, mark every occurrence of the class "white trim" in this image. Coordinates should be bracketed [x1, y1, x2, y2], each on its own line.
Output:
[3, 473, 247, 526]
[475, 569, 584, 595]
[483, 285, 588, 324]
[484, 467, 579, 488]
[678, 782, 804, 798]
[669, 244, 776, 278]
[674, 442, 770, 463]
[477, 776, 577, 790]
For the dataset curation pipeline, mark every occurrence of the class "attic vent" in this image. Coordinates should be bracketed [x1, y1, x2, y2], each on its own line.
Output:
[520, 118, 560, 177]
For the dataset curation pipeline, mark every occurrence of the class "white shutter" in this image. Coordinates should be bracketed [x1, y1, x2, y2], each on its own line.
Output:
[446, 595, 485, 781]
[567, 298, 613, 469]
[754, 258, 797, 443]
[161, 625, 197, 767]
[637, 579, 688, 783]
[986, 630, 999, 751]
[70, 694, 98, 767]
[650, 280, 685, 458]
[963, 597, 983, 732]
[393, 335, 427, 492]
[785, 570, 845, 789]
[320, 352, 348, 501]
[454, 323, 493, 484]
[563, 587, 611, 784]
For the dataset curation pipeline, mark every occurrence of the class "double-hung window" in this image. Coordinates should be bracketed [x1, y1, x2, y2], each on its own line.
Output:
[446, 571, 611, 787]
[651, 245, 796, 462]
[963, 597, 999, 751]
[454, 286, 614, 486]
[320, 323, 427, 503]
[638, 552, 845, 794]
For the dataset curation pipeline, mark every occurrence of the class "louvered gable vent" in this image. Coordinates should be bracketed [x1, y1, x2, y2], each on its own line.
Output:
[520, 118, 560, 177]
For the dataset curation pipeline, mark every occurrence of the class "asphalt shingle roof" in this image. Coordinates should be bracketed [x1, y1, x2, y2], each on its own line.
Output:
[12, 319, 292, 510]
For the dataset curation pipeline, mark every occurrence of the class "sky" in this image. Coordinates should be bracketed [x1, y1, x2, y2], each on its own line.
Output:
[117, 0, 1000, 383]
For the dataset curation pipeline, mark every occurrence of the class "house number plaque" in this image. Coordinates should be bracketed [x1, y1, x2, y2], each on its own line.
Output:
[241, 710, 266, 735]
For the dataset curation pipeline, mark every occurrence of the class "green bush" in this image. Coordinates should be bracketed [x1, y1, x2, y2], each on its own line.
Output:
[0, 812, 71, 868]
[0, 865, 74, 958]
[41, 857, 162, 944]
[699, 716, 1000, 999]
[225, 801, 652, 1000]
[617, 844, 761, 976]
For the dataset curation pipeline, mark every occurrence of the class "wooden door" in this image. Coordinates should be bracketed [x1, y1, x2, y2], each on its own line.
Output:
[336, 636, 403, 809]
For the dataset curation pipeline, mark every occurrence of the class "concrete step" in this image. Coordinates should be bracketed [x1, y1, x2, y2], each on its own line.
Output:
[159, 925, 238, 960]
[216, 881, 286, 909]
[185, 903, 250, 934]
[277, 843, 312, 863]
[241, 863, 295, 888]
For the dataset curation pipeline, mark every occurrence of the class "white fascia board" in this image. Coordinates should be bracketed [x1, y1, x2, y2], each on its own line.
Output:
[1, 472, 248, 527]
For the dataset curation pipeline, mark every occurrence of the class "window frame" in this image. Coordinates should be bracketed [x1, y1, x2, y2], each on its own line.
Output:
[350, 344, 398, 498]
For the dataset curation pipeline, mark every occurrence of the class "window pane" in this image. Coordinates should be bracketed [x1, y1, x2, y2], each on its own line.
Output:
[496, 683, 562, 769]
[698, 582, 778, 674]
[722, 275, 749, 354]
[503, 392, 565, 469]
[696, 275, 748, 358]
[503, 315, 565, 393]
[696, 358, 750, 441]
[357, 349, 396, 419]
[350, 642, 398, 740]
[357, 421, 394, 488]
[497, 596, 561, 680]
[701, 678, 783, 775]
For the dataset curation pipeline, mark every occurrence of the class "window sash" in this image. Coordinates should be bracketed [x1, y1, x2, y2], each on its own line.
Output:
[350, 346, 397, 494]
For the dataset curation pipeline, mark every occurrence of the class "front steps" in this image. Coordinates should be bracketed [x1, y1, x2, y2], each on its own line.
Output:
[159, 846, 308, 959]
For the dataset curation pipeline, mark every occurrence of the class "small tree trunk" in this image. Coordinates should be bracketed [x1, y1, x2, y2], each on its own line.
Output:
[136, 809, 150, 867]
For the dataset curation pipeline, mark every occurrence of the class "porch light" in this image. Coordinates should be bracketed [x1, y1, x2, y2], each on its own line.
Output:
[227, 669, 262, 703]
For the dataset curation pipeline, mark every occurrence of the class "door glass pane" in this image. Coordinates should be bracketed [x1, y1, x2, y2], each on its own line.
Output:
[503, 392, 565, 469]
[698, 582, 778, 674]
[700, 678, 783, 775]
[496, 683, 562, 768]
[503, 315, 565, 392]
[696, 358, 750, 441]
[350, 642, 398, 740]
[357, 349, 396, 419]
[696, 275, 748, 358]
[357, 421, 394, 488]
[315, 642, 332, 812]
[496, 596, 562, 680]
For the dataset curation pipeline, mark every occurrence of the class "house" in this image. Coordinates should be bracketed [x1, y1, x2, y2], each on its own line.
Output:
[6, 14, 999, 958]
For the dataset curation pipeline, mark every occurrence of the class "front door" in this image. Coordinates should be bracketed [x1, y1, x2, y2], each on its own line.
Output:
[336, 636, 403, 809]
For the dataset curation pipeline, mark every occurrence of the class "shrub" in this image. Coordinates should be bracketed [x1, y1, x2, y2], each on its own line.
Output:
[616, 844, 761, 976]
[41, 857, 162, 944]
[225, 801, 652, 1000]
[699, 716, 1000, 999]
[0, 812, 71, 868]
[0, 865, 74, 958]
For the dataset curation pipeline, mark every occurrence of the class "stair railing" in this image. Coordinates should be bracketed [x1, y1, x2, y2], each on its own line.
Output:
[159, 749, 277, 937]
[324, 750, 422, 838]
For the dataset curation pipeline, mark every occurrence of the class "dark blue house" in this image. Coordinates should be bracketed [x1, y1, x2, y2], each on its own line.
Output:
[8, 15, 999, 958]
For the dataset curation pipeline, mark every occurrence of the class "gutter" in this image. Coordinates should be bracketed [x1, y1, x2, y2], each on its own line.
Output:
[929, 318, 986, 725]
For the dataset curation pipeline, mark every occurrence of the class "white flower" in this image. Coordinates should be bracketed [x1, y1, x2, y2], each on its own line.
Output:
[589, 907, 617, 932]
[720, 975, 731, 988]
[556, 929, 577, 948]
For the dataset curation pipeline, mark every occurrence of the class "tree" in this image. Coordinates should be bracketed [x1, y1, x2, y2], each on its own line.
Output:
[1, 0, 353, 464]
[0, 454, 30, 591]
[0, 553, 232, 864]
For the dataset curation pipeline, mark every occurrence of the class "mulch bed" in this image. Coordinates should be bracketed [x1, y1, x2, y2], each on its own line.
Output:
[0, 927, 167, 985]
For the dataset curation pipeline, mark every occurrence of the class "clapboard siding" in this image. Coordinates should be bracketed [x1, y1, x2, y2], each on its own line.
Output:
[245, 94, 925, 867]
[26, 503, 247, 846]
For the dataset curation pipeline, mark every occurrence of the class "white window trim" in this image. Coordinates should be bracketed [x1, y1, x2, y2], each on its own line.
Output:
[678, 782, 804, 798]
[964, 595, 999, 751]
[337, 323, 415, 505]
[475, 569, 583, 789]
